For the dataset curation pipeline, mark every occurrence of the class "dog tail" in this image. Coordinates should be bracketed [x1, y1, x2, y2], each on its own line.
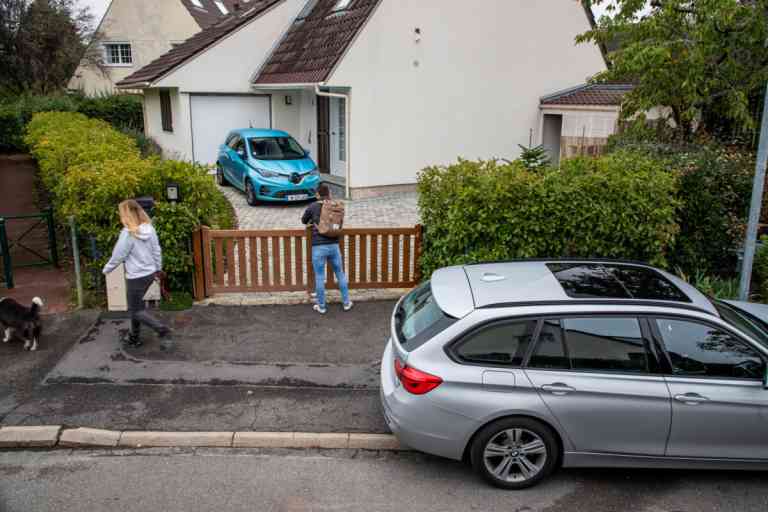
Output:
[30, 297, 44, 316]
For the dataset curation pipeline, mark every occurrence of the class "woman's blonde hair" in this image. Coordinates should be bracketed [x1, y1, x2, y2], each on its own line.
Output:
[118, 199, 151, 236]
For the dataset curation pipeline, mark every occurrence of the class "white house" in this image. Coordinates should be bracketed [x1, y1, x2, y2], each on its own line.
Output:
[118, 0, 610, 198]
[69, 0, 240, 95]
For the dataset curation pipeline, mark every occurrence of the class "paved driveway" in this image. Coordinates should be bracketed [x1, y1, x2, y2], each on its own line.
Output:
[220, 186, 420, 230]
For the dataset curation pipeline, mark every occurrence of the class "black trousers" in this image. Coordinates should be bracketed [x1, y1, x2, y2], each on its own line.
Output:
[126, 274, 166, 338]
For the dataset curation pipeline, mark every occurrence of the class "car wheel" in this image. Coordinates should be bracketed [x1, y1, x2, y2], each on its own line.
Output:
[470, 417, 559, 490]
[245, 180, 258, 206]
[216, 164, 229, 187]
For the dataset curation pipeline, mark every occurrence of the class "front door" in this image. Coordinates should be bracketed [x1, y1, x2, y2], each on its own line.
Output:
[329, 97, 347, 178]
[525, 316, 671, 456]
[653, 316, 768, 459]
[316, 96, 331, 174]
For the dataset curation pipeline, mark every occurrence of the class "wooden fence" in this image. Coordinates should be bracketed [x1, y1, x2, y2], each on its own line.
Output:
[192, 225, 423, 299]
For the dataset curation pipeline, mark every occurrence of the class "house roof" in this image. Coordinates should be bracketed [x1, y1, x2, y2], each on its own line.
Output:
[252, 0, 381, 85]
[180, 0, 241, 29]
[540, 83, 634, 107]
[116, 0, 284, 89]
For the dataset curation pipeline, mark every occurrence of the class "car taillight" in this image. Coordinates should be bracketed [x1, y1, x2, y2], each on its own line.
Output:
[394, 358, 442, 395]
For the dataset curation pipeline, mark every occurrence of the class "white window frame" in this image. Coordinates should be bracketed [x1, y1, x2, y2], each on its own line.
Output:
[214, 0, 228, 14]
[190, 0, 204, 8]
[103, 42, 133, 67]
[332, 0, 353, 11]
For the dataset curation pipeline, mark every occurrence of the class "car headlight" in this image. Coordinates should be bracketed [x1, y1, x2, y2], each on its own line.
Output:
[308, 169, 320, 177]
[256, 168, 281, 178]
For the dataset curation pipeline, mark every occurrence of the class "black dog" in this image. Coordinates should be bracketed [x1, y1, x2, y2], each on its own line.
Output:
[0, 297, 43, 351]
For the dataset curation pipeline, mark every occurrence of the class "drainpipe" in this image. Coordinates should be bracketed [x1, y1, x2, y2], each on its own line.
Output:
[315, 84, 351, 200]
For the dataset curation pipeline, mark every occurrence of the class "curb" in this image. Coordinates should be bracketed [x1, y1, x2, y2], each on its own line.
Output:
[0, 426, 404, 452]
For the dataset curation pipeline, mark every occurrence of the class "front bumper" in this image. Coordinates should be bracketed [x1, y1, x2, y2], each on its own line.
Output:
[253, 174, 320, 202]
[379, 340, 475, 461]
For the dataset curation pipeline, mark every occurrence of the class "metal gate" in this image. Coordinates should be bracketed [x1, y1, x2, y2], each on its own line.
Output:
[0, 208, 59, 289]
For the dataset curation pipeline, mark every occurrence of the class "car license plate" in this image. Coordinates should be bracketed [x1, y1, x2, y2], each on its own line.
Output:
[287, 194, 308, 201]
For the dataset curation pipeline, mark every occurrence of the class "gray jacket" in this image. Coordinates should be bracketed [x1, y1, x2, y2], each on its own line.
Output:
[102, 224, 162, 280]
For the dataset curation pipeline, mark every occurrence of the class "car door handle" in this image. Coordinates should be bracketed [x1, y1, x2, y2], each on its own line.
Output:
[541, 383, 575, 395]
[674, 393, 710, 405]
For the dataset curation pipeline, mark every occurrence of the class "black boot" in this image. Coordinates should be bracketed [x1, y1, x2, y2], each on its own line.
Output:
[125, 332, 143, 348]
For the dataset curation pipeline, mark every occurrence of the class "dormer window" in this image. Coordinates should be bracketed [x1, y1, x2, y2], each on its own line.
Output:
[331, 0, 353, 12]
[296, 0, 319, 20]
[214, 1, 228, 14]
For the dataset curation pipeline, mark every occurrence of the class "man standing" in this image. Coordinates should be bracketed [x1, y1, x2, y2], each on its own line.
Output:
[302, 184, 353, 314]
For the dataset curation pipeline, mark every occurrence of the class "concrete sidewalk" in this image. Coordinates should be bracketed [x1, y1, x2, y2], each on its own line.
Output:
[1, 305, 392, 434]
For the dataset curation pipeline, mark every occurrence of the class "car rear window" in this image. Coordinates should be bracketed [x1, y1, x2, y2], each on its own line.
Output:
[395, 282, 456, 352]
[547, 263, 690, 302]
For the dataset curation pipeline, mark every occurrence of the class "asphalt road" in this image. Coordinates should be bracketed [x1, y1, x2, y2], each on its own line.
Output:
[2, 449, 768, 512]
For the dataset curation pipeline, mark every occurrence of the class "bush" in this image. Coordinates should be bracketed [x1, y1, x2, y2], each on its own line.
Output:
[753, 237, 768, 300]
[24, 111, 235, 291]
[0, 93, 143, 153]
[607, 123, 756, 276]
[417, 152, 679, 278]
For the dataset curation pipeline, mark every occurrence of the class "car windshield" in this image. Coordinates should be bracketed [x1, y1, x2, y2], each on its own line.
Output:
[714, 300, 768, 349]
[248, 137, 305, 160]
[395, 282, 456, 351]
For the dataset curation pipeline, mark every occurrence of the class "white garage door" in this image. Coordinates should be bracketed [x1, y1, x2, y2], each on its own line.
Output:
[190, 94, 271, 165]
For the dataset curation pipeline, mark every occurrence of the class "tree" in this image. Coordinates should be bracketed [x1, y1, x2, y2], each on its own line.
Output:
[578, 0, 768, 140]
[0, 0, 93, 94]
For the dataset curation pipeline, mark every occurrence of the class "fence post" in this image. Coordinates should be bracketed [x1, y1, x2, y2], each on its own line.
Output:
[69, 216, 83, 309]
[414, 224, 424, 283]
[46, 207, 59, 268]
[192, 227, 206, 301]
[200, 226, 213, 297]
[306, 226, 315, 294]
[0, 217, 13, 289]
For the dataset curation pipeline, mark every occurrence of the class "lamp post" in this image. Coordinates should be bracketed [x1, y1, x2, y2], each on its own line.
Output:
[739, 82, 768, 301]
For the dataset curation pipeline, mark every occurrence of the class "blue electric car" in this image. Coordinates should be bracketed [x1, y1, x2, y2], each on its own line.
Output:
[216, 129, 320, 205]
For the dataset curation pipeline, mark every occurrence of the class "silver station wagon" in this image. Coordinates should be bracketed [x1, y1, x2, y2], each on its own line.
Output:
[380, 260, 768, 489]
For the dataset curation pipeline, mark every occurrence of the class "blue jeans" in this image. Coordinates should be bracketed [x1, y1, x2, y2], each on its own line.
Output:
[311, 244, 350, 308]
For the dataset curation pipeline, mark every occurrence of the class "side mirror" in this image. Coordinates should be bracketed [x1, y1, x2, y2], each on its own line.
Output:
[304, 149, 311, 158]
[236, 149, 247, 159]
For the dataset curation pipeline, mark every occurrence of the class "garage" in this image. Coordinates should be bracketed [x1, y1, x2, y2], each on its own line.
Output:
[190, 94, 271, 165]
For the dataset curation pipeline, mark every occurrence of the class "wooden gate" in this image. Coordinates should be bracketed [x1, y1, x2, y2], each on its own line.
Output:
[192, 225, 423, 299]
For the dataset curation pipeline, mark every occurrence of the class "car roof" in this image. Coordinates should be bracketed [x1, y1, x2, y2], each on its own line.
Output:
[231, 128, 290, 138]
[430, 260, 717, 318]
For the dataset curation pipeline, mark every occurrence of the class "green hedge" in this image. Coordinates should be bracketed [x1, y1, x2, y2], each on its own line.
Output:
[0, 93, 143, 153]
[606, 126, 756, 276]
[417, 152, 680, 278]
[25, 111, 234, 291]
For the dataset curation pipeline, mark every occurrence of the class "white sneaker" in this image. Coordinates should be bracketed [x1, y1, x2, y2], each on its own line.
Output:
[313, 304, 327, 315]
[343, 301, 354, 312]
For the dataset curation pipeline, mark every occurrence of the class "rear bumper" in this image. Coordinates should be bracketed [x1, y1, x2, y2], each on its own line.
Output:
[380, 340, 476, 461]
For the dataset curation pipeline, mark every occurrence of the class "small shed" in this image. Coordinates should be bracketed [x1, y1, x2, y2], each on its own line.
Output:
[539, 83, 634, 165]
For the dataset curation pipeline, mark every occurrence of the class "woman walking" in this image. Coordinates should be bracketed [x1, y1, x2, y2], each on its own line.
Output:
[103, 199, 171, 348]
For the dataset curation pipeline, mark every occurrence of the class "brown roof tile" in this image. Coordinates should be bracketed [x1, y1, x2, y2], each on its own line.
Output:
[540, 83, 634, 107]
[117, 0, 283, 88]
[253, 0, 380, 85]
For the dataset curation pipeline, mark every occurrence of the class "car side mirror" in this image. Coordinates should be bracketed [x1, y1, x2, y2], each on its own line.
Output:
[304, 149, 311, 158]
[237, 149, 246, 159]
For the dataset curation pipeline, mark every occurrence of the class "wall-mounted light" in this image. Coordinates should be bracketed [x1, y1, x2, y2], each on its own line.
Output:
[414, 27, 422, 43]
[165, 182, 180, 203]
[285, 95, 293, 106]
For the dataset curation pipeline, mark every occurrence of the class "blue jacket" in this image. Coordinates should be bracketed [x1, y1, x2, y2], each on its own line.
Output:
[103, 224, 162, 280]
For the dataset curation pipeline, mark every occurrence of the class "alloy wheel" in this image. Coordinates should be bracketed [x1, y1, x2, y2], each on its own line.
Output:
[482, 428, 548, 484]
